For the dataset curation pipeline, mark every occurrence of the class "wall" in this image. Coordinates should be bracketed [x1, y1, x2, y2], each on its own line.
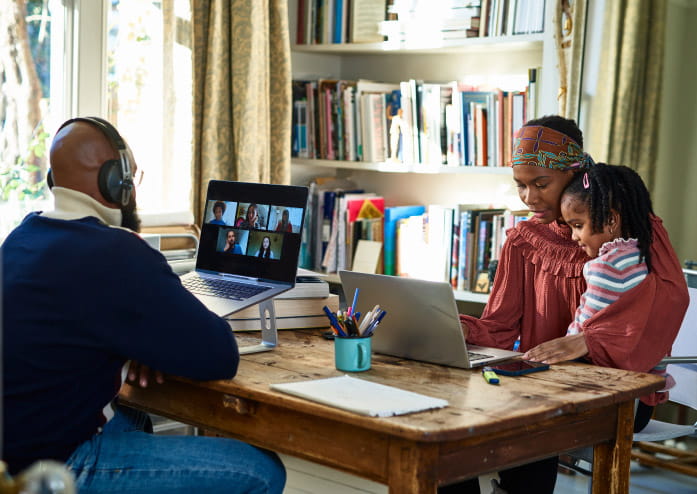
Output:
[653, 0, 697, 264]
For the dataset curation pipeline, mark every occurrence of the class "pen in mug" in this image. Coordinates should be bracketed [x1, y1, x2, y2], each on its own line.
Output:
[348, 288, 360, 317]
[322, 306, 346, 337]
[363, 310, 386, 337]
[358, 305, 380, 335]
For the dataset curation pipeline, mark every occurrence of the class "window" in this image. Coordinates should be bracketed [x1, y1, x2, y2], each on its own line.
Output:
[0, 0, 193, 240]
[106, 0, 192, 214]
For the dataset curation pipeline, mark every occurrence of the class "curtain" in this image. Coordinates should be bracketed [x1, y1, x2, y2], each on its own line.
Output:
[555, 0, 589, 120]
[587, 0, 666, 188]
[191, 0, 291, 223]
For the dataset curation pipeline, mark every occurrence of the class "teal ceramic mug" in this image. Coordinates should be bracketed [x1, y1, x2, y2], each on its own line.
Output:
[334, 336, 372, 372]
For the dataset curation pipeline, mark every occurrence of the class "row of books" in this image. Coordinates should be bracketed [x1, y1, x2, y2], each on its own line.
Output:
[302, 179, 386, 275]
[395, 205, 529, 292]
[296, 0, 387, 45]
[291, 72, 540, 167]
[479, 0, 546, 37]
[379, 1, 483, 42]
[295, 0, 545, 46]
[298, 178, 529, 293]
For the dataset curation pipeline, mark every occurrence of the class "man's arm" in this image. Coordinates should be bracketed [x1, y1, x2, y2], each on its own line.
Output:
[90, 232, 239, 381]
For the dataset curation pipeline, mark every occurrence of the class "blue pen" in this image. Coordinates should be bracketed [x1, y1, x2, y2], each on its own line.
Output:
[349, 288, 360, 317]
[323, 306, 347, 337]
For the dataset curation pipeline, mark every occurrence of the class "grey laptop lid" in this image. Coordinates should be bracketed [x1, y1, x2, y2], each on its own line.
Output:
[338, 271, 519, 368]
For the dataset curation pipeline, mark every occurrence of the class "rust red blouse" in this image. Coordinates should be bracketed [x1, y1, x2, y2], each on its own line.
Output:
[461, 215, 688, 405]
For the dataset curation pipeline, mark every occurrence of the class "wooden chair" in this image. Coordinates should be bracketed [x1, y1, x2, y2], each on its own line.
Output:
[139, 211, 200, 275]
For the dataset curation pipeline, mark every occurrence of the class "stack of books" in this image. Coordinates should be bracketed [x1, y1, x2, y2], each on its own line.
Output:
[226, 269, 339, 331]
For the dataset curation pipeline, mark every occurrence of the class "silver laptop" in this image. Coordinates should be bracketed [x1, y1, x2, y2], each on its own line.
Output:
[339, 271, 520, 368]
[181, 180, 308, 317]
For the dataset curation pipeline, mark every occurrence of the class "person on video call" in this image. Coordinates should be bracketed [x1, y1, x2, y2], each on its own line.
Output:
[236, 203, 260, 229]
[256, 235, 274, 259]
[210, 200, 227, 225]
[223, 229, 244, 254]
[1, 117, 285, 493]
[274, 209, 293, 233]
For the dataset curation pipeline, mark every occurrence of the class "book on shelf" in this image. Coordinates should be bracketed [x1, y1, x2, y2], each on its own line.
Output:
[322, 192, 384, 274]
[227, 294, 340, 331]
[350, 0, 387, 43]
[304, 178, 360, 271]
[383, 205, 426, 276]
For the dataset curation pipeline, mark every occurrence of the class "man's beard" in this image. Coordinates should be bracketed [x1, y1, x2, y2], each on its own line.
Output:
[121, 195, 141, 232]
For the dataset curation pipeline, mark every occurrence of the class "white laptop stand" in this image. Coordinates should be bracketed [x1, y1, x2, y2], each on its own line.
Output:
[238, 299, 278, 354]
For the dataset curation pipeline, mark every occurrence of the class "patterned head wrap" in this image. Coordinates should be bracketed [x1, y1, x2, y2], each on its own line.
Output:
[511, 125, 595, 170]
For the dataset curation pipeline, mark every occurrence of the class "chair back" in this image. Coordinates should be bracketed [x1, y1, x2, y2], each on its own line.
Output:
[667, 286, 697, 410]
[684, 267, 697, 288]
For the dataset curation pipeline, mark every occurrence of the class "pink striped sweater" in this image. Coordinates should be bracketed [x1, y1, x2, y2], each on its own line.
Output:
[567, 238, 648, 335]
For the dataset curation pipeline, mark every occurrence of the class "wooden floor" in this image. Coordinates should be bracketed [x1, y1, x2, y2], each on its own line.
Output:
[280, 453, 697, 494]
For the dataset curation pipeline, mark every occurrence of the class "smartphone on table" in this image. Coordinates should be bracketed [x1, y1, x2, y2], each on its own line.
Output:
[489, 360, 550, 376]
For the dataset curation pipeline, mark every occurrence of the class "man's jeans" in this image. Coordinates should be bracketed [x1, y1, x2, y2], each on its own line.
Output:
[66, 403, 285, 493]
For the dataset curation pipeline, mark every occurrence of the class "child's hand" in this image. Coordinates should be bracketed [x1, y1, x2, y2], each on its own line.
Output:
[523, 334, 588, 364]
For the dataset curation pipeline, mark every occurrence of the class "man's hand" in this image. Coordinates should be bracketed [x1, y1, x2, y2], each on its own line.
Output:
[127, 361, 164, 388]
[522, 333, 588, 364]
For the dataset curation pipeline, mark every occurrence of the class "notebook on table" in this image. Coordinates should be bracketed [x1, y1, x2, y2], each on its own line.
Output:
[181, 180, 309, 317]
[338, 271, 520, 369]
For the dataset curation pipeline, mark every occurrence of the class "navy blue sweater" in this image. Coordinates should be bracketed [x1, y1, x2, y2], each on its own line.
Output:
[2, 213, 238, 474]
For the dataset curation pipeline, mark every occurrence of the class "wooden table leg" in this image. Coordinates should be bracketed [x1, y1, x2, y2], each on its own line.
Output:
[387, 440, 439, 494]
[591, 401, 635, 494]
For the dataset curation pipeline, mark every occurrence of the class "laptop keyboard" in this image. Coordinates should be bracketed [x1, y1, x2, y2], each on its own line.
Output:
[183, 275, 270, 300]
[468, 351, 494, 362]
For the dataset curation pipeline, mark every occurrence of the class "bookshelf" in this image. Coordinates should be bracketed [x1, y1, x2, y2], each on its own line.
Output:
[288, 0, 559, 304]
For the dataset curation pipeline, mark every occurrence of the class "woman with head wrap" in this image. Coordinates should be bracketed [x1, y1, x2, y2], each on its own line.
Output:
[443, 115, 688, 494]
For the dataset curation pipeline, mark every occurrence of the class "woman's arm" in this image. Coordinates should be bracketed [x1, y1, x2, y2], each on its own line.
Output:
[460, 235, 525, 350]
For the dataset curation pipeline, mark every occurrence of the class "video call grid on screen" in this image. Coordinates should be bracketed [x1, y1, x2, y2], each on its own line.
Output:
[198, 181, 308, 283]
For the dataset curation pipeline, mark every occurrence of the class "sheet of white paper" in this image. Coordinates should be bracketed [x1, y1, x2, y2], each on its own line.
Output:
[271, 375, 448, 417]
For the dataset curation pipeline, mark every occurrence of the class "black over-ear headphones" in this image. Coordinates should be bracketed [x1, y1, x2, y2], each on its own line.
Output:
[47, 116, 134, 207]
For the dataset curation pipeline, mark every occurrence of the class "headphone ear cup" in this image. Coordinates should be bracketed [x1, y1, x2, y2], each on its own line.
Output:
[98, 159, 124, 205]
[46, 169, 54, 189]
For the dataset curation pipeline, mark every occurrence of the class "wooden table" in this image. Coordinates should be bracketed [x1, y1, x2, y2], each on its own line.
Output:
[119, 330, 663, 493]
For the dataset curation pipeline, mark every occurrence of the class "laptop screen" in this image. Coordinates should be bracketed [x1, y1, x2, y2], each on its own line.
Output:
[196, 180, 309, 283]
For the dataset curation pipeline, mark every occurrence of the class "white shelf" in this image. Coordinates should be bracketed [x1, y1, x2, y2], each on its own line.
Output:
[292, 34, 544, 55]
[292, 158, 514, 175]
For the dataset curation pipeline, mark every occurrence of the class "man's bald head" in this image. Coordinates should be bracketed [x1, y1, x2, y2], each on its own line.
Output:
[49, 120, 121, 208]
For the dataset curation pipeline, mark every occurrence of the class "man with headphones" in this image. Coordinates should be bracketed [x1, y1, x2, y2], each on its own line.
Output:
[2, 118, 286, 493]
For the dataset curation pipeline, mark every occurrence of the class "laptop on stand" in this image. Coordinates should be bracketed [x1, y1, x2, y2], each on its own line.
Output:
[339, 271, 520, 368]
[181, 180, 309, 353]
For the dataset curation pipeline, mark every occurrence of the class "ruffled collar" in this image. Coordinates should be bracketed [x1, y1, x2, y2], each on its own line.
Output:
[598, 237, 639, 257]
[505, 217, 590, 278]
